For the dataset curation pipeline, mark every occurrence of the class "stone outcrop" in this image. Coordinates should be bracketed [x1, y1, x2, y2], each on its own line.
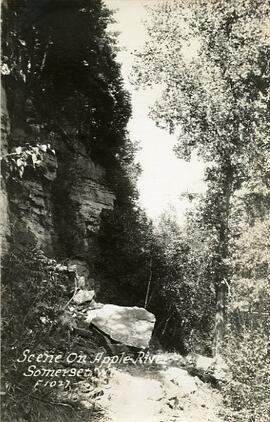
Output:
[8, 176, 57, 254]
[1, 82, 115, 270]
[85, 304, 156, 349]
[57, 151, 115, 257]
[3, 146, 115, 257]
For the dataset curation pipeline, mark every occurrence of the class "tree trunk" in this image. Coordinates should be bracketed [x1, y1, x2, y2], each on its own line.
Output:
[212, 162, 233, 357]
[213, 280, 227, 357]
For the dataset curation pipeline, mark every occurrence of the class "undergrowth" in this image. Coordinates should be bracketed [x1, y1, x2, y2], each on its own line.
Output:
[223, 320, 270, 422]
[1, 239, 108, 422]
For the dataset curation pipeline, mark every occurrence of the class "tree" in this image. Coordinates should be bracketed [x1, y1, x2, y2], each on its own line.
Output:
[154, 207, 216, 354]
[2, 0, 131, 167]
[222, 211, 270, 421]
[133, 0, 270, 356]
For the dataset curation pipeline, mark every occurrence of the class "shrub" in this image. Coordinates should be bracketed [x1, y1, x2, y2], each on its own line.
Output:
[1, 241, 71, 419]
[1, 240, 108, 421]
[223, 320, 270, 422]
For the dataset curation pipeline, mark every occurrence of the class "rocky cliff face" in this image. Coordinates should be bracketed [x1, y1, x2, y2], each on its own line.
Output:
[1, 82, 115, 286]
[1, 0, 134, 301]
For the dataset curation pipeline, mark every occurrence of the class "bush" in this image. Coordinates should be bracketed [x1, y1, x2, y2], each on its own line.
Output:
[1, 240, 109, 421]
[223, 321, 270, 422]
[222, 216, 270, 421]
[1, 241, 71, 419]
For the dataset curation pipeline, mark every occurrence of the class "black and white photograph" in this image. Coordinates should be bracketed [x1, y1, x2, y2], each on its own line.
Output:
[1, 1, 270, 421]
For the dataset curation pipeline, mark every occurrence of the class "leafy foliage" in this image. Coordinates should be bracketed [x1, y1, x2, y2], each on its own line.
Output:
[2, 0, 131, 167]
[133, 0, 270, 168]
[1, 239, 113, 421]
[1, 143, 56, 179]
[95, 204, 158, 304]
[223, 324, 270, 422]
[153, 206, 216, 354]
[1, 241, 69, 419]
[133, 0, 270, 356]
[222, 203, 270, 420]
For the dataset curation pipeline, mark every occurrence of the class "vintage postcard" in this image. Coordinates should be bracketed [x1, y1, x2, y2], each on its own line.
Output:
[1, 1, 269, 421]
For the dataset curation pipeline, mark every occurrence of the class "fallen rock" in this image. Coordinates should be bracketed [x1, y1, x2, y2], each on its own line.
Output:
[194, 354, 213, 372]
[73, 289, 95, 305]
[162, 367, 199, 397]
[85, 304, 156, 349]
[186, 353, 230, 384]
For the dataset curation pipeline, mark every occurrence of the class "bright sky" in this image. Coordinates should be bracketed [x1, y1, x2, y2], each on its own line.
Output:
[105, 0, 205, 223]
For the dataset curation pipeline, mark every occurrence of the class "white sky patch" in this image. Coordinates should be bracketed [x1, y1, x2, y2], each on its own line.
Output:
[105, 0, 205, 223]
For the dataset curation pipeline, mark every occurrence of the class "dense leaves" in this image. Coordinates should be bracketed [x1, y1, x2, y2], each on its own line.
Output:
[1, 241, 69, 419]
[223, 324, 270, 422]
[1, 239, 114, 421]
[2, 0, 131, 167]
[133, 0, 270, 167]
[152, 208, 215, 354]
[133, 2, 270, 417]
[222, 195, 270, 421]
[133, 0, 270, 355]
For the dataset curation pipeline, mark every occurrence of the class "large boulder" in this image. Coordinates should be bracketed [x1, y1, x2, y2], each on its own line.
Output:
[85, 304, 156, 349]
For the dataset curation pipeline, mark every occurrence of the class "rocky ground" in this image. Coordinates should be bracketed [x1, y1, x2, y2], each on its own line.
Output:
[73, 352, 227, 422]
[58, 300, 228, 421]
[100, 368, 223, 422]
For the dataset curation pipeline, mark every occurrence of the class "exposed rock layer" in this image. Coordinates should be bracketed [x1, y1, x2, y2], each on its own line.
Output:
[1, 83, 115, 278]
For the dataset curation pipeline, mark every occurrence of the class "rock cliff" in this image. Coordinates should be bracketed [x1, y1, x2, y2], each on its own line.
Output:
[1, 82, 115, 287]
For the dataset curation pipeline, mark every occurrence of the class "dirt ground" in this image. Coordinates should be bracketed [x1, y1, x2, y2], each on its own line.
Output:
[91, 353, 225, 422]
